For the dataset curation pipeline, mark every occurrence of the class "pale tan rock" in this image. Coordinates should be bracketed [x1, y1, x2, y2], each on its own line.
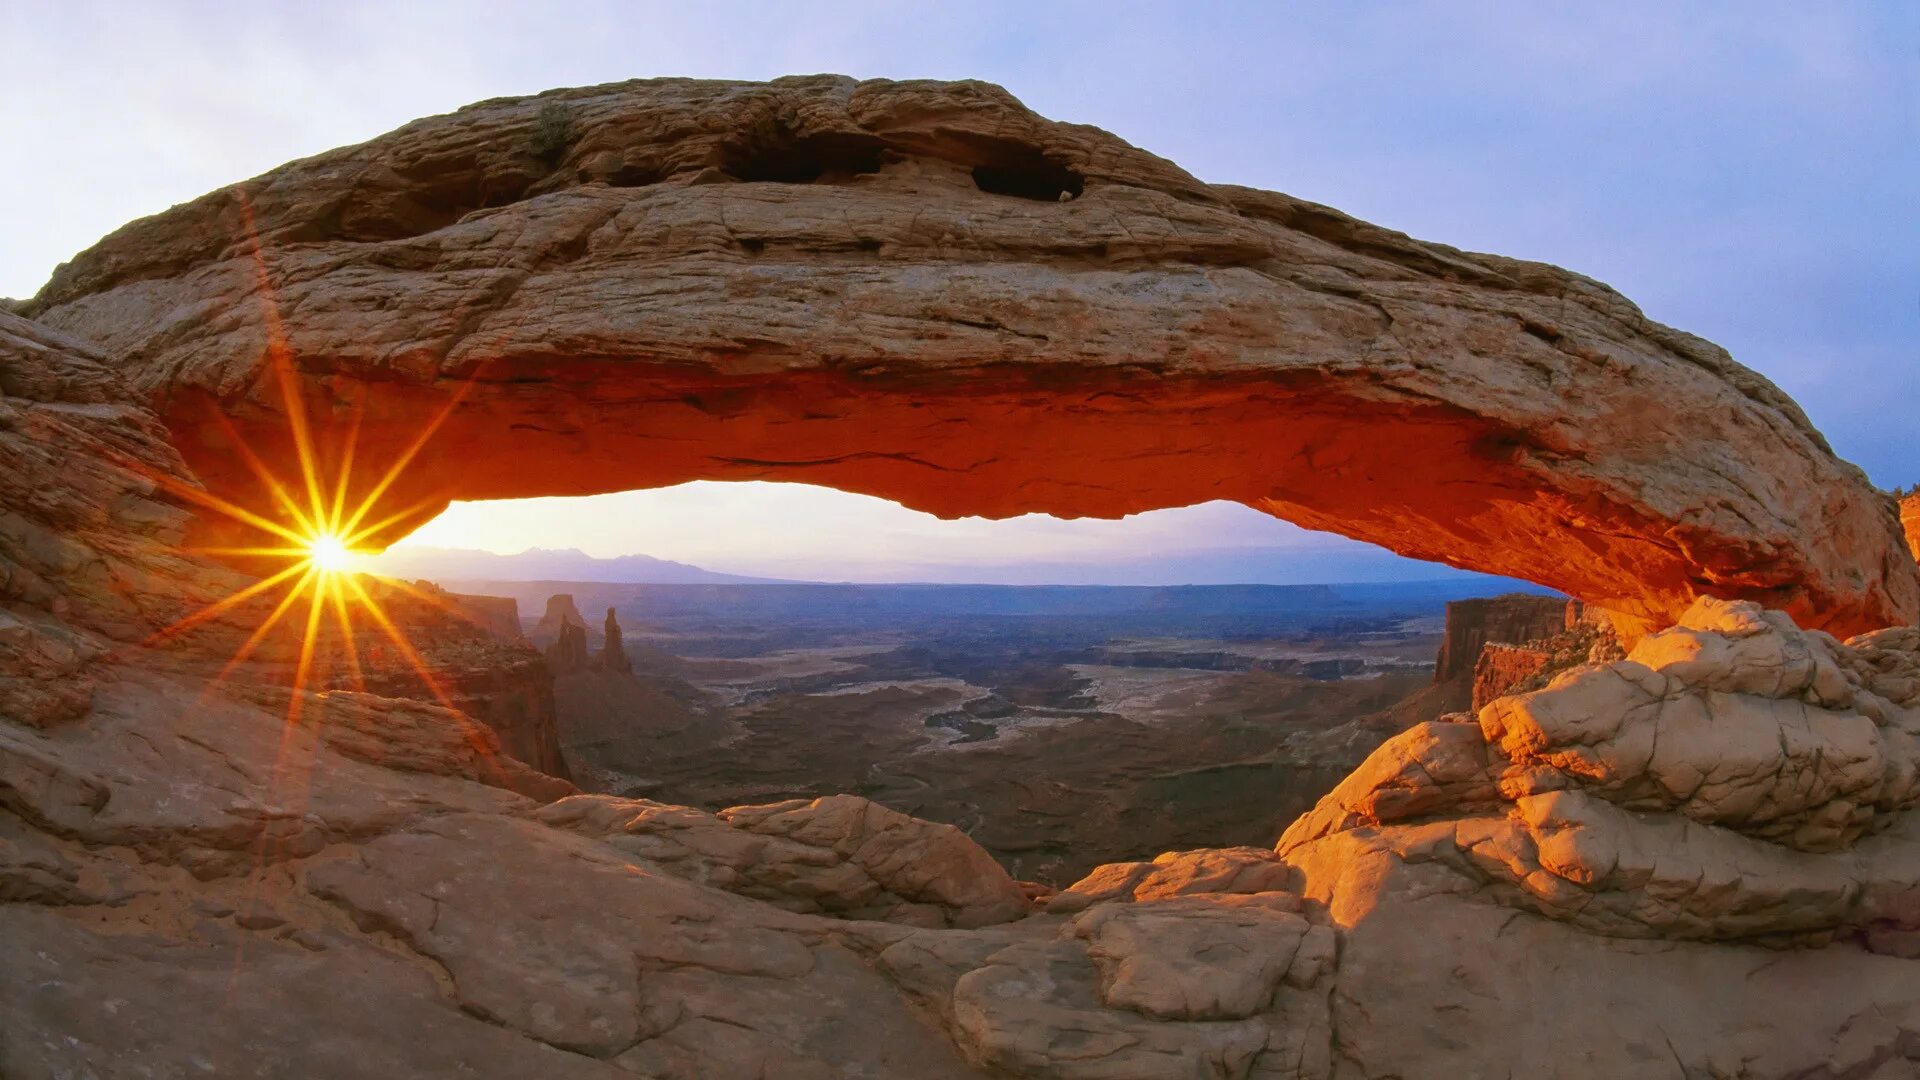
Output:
[1480, 598, 1920, 851]
[722, 793, 1033, 925]
[1073, 893, 1312, 1021]
[23, 80, 1915, 635]
[1047, 846, 1295, 913]
[1283, 597, 1920, 950]
[6, 183, 1920, 1079]
[1287, 842, 1920, 1080]
[903, 934, 1293, 1080]
[0, 906, 633, 1080]
[536, 791, 1031, 927]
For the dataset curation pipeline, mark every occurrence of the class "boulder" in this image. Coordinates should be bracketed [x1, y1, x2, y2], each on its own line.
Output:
[536, 792, 1032, 928]
[1281, 597, 1920, 944]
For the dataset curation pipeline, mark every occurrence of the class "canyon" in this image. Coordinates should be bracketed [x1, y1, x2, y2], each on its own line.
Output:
[3, 76, 1919, 1079]
[523, 581, 1457, 884]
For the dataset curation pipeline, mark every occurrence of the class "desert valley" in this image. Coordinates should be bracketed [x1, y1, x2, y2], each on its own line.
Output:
[3, 66, 1919, 1080]
[462, 578, 1562, 883]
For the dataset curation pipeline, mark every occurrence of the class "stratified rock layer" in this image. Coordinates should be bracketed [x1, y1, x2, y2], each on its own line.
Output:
[1431, 593, 1570, 684]
[1282, 597, 1920, 942]
[23, 77, 1915, 635]
[4, 305, 1920, 1078]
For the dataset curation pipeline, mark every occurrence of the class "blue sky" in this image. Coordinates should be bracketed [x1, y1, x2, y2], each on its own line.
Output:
[4, 3, 1913, 582]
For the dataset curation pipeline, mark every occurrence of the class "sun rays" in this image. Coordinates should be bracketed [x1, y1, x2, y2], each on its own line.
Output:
[124, 186, 507, 751]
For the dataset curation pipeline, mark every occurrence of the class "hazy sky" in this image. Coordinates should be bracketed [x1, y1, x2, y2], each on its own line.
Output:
[5, 3, 1914, 583]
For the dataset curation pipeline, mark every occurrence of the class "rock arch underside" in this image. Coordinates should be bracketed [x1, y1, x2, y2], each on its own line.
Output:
[4, 78, 1920, 1079]
[19, 76, 1917, 637]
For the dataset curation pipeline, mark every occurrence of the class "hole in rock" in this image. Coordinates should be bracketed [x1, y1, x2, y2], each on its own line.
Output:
[723, 132, 889, 184]
[349, 481, 1552, 885]
[970, 153, 1084, 201]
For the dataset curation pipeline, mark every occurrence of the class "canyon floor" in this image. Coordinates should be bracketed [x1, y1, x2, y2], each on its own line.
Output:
[502, 582, 1482, 884]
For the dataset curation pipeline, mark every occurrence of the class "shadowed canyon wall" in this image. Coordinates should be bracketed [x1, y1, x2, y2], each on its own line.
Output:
[22, 76, 1917, 636]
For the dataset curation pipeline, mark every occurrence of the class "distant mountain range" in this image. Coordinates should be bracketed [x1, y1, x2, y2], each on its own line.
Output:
[365, 544, 1547, 592]
[361, 546, 790, 585]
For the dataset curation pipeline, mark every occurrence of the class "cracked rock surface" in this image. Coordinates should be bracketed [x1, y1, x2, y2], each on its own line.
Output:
[20, 77, 1916, 635]
[4, 78, 1920, 1076]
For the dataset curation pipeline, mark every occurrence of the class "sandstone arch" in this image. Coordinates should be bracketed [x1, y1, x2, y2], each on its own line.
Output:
[22, 76, 1916, 636]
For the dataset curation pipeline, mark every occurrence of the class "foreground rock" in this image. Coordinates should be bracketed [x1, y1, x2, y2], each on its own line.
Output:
[7, 84, 1920, 1075]
[23, 77, 1915, 635]
[537, 792, 1033, 928]
[1284, 598, 1920, 935]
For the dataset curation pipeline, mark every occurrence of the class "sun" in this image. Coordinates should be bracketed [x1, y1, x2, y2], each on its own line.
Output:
[307, 532, 354, 573]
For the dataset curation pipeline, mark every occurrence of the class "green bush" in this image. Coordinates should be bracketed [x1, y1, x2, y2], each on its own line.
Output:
[533, 101, 572, 163]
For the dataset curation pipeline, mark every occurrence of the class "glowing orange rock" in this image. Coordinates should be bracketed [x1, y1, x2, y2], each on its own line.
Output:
[22, 76, 1917, 636]
[1903, 492, 1919, 562]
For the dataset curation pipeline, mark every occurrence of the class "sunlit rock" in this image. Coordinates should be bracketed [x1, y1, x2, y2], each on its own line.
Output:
[21, 78, 1915, 635]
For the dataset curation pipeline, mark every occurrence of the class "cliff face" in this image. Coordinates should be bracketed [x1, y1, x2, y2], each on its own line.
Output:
[23, 76, 1916, 635]
[598, 606, 632, 673]
[1903, 491, 1919, 561]
[1430, 594, 1571, 684]
[446, 590, 523, 642]
[347, 590, 569, 780]
[535, 593, 588, 639]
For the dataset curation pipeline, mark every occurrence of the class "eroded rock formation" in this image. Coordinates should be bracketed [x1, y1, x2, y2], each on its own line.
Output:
[538, 793, 1032, 928]
[1431, 592, 1569, 684]
[598, 605, 631, 673]
[535, 592, 588, 640]
[1469, 602, 1622, 710]
[1903, 490, 1919, 561]
[7, 79, 1920, 1079]
[1282, 597, 1920, 937]
[19, 77, 1915, 635]
[447, 588, 524, 642]
[539, 594, 591, 674]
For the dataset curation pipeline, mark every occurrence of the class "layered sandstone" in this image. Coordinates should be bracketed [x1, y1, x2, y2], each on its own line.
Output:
[1903, 490, 1918, 561]
[1, 319, 1916, 1077]
[1430, 593, 1569, 683]
[538, 792, 1032, 928]
[1282, 597, 1920, 940]
[447, 589, 523, 642]
[598, 605, 631, 673]
[21, 77, 1915, 635]
[1470, 642, 1551, 709]
[1468, 604, 1622, 710]
[8, 78, 1920, 1079]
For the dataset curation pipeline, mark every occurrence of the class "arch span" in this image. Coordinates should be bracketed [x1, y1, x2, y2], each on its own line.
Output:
[24, 76, 1916, 636]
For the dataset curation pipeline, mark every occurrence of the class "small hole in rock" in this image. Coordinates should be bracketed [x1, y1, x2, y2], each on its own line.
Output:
[726, 134, 887, 185]
[605, 162, 665, 189]
[972, 159, 1084, 202]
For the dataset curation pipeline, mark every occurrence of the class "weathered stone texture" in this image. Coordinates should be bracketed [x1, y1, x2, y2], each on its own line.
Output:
[23, 77, 1916, 635]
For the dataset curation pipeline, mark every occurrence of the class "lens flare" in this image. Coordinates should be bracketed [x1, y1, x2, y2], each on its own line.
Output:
[119, 185, 510, 772]
[307, 533, 353, 573]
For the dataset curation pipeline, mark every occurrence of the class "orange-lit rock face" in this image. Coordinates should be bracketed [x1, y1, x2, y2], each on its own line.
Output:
[1903, 493, 1920, 562]
[25, 76, 1918, 636]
